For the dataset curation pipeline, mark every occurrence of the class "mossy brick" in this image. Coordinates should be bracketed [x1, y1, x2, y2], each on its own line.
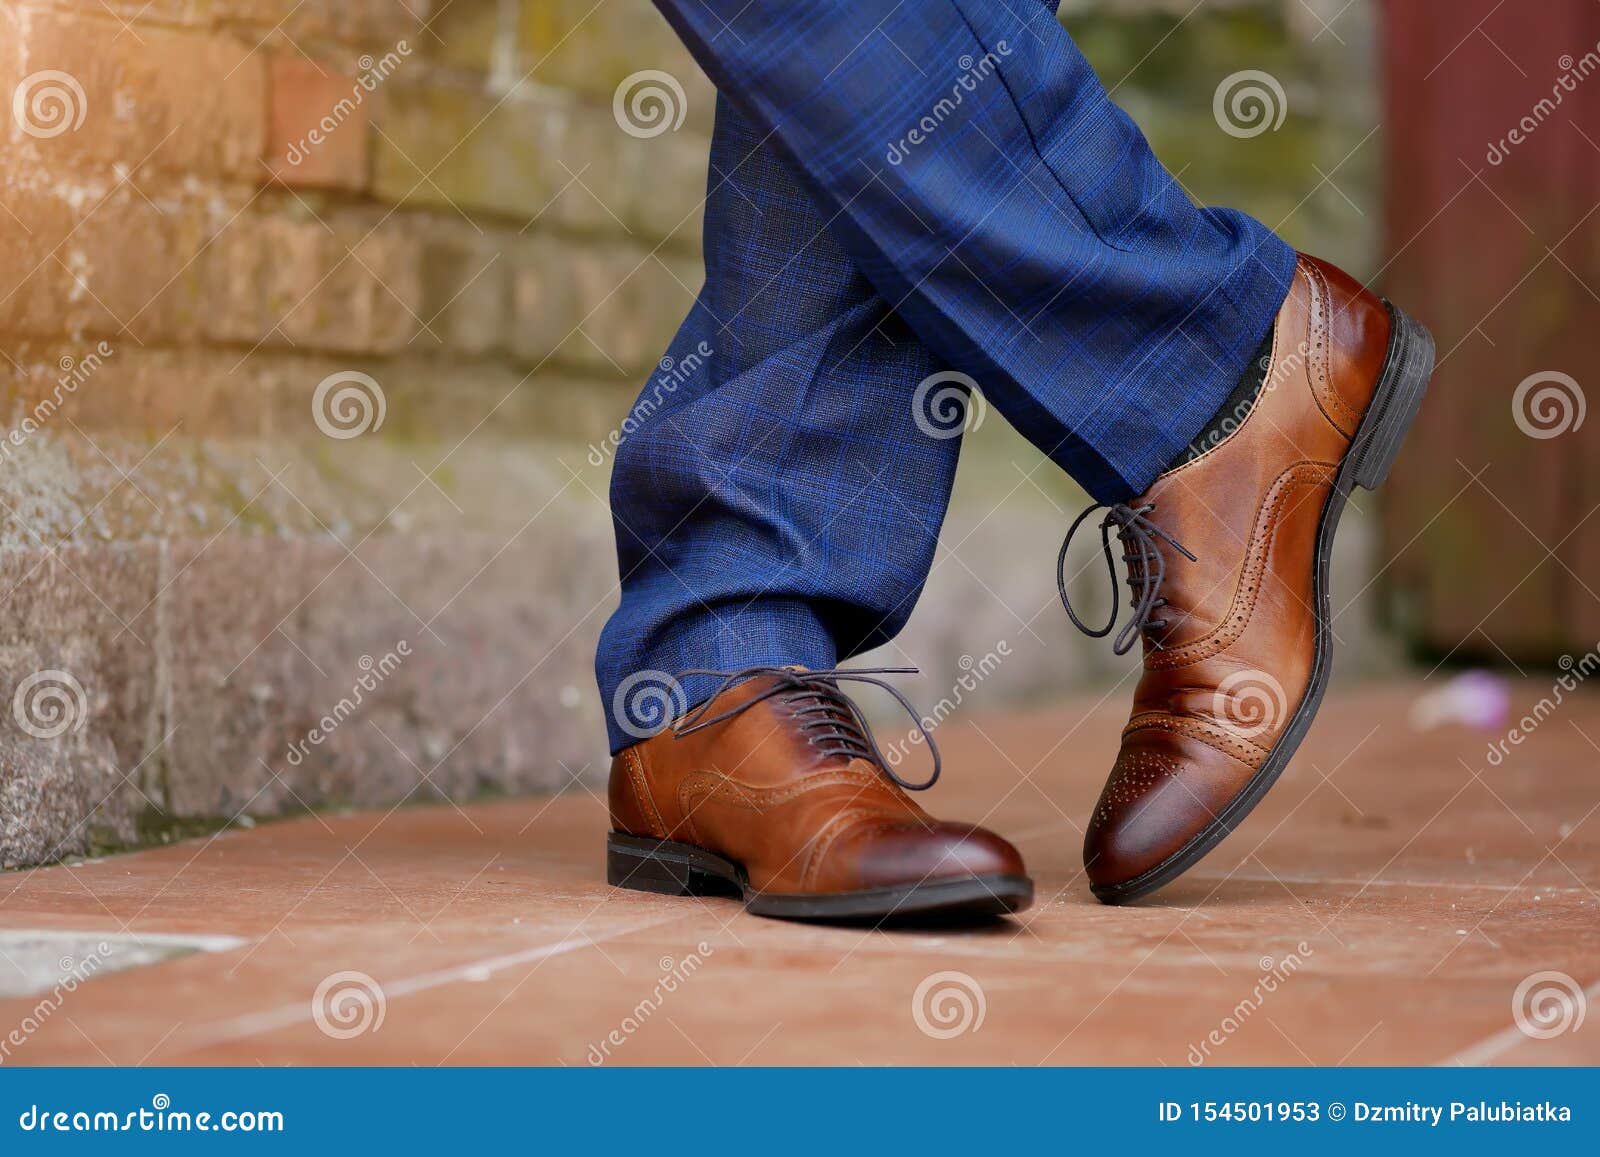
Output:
[354, 228, 427, 351]
[518, 0, 715, 133]
[536, 102, 709, 247]
[0, 7, 264, 179]
[0, 185, 197, 345]
[508, 235, 583, 364]
[264, 55, 372, 191]
[421, 231, 512, 356]
[254, 217, 423, 354]
[520, 0, 649, 92]
[372, 80, 569, 220]
[537, 104, 634, 236]
[100, 1, 423, 49]
[618, 129, 712, 247]
[561, 246, 697, 374]
[419, 0, 508, 74]
[282, 0, 424, 50]
[0, 184, 83, 336]
[198, 214, 274, 346]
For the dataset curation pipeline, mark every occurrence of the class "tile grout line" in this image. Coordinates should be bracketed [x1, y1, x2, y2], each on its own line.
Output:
[175, 913, 690, 1056]
[1188, 871, 1599, 896]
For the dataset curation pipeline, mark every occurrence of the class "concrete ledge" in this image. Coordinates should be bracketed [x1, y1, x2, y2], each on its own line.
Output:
[0, 431, 613, 867]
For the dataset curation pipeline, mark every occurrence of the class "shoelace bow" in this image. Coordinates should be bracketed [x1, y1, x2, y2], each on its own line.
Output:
[671, 666, 940, 791]
[1057, 501, 1197, 656]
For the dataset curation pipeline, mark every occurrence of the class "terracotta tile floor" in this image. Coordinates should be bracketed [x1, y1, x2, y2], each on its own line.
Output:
[2, 678, 1597, 1066]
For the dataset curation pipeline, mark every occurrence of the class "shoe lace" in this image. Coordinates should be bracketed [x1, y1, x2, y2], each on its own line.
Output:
[670, 666, 940, 791]
[1056, 502, 1197, 656]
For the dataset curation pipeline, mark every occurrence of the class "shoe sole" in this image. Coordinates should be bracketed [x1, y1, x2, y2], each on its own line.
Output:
[607, 832, 1034, 923]
[1092, 302, 1436, 905]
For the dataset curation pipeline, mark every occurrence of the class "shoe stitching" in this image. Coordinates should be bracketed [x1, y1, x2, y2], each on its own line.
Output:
[1304, 259, 1361, 438]
[1123, 712, 1273, 766]
[1147, 461, 1333, 671]
[625, 745, 668, 839]
[799, 812, 900, 891]
[674, 768, 910, 852]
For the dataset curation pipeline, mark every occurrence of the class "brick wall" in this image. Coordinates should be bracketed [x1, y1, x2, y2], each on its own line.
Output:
[0, 0, 1387, 867]
[0, 0, 715, 865]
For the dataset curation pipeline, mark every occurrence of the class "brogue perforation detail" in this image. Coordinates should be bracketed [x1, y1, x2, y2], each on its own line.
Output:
[677, 766, 910, 815]
[1095, 749, 1183, 823]
[1122, 713, 1273, 767]
[1146, 462, 1332, 671]
[1302, 259, 1361, 437]
[625, 745, 668, 838]
[799, 810, 896, 890]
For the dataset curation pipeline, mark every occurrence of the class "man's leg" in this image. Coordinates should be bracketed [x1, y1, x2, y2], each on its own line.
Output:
[595, 95, 954, 749]
[650, 0, 1298, 503]
[594, 96, 1032, 923]
[599, 0, 1068, 738]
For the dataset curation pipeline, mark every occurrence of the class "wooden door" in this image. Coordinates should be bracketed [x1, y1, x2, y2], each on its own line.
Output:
[1382, 0, 1600, 662]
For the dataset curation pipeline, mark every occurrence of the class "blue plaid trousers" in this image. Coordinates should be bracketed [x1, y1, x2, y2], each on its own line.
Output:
[596, 0, 1297, 751]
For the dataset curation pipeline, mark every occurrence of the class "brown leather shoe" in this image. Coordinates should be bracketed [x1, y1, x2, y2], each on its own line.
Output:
[606, 666, 1033, 921]
[1062, 254, 1434, 904]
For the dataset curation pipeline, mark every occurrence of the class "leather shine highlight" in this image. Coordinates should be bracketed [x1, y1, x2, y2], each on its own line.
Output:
[609, 674, 1027, 897]
[1084, 256, 1393, 892]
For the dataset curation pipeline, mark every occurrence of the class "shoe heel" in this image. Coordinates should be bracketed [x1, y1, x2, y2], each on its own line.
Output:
[1349, 304, 1435, 492]
[606, 833, 746, 900]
